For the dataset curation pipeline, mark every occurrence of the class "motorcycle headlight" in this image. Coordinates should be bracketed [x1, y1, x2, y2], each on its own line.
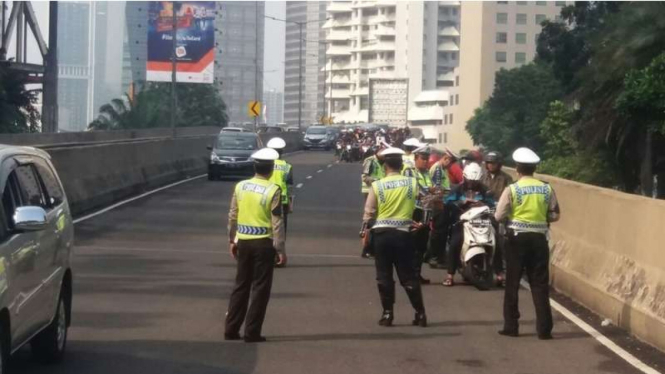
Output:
[210, 153, 220, 162]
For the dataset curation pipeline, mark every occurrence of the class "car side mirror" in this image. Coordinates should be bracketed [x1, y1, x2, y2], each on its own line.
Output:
[13, 206, 47, 232]
[206, 145, 213, 151]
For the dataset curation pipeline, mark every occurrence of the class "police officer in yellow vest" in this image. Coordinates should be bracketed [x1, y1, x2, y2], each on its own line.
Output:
[363, 147, 427, 327]
[402, 138, 421, 170]
[495, 147, 560, 340]
[407, 146, 435, 284]
[361, 145, 386, 201]
[225, 148, 286, 343]
[267, 137, 294, 235]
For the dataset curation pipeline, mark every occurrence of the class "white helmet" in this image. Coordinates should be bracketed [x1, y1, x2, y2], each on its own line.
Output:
[267, 137, 286, 150]
[251, 148, 279, 161]
[463, 162, 483, 181]
[512, 147, 540, 164]
[403, 138, 422, 147]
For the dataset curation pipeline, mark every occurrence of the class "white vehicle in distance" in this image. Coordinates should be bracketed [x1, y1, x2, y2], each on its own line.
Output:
[220, 127, 250, 133]
[0, 145, 74, 371]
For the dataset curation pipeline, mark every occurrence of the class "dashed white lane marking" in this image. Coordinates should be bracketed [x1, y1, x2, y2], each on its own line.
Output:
[327, 164, 332, 168]
[317, 169, 323, 173]
[296, 183, 304, 189]
[306, 176, 313, 179]
[520, 280, 659, 374]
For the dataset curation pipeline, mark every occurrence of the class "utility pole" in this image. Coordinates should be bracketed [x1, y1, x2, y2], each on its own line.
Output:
[298, 22, 303, 132]
[254, 1, 259, 131]
[42, 2, 58, 133]
[170, 1, 178, 138]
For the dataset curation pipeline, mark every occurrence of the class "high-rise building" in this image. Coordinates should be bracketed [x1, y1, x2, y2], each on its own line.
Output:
[284, 1, 328, 127]
[443, 1, 569, 151]
[57, 2, 125, 132]
[323, 1, 460, 125]
[123, 2, 265, 125]
[215, 1, 265, 125]
[263, 89, 284, 124]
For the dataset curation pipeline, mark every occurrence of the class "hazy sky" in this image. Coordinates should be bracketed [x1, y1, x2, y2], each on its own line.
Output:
[263, 1, 286, 93]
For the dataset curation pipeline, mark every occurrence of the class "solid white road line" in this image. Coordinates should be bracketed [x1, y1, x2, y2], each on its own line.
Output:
[76, 245, 362, 259]
[520, 280, 660, 374]
[296, 183, 304, 189]
[73, 175, 206, 224]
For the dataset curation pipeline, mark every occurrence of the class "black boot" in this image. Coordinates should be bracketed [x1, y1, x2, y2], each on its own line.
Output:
[412, 311, 427, 327]
[379, 310, 394, 326]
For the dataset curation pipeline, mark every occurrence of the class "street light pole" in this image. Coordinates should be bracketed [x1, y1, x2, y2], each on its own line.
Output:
[298, 22, 303, 132]
[170, 1, 178, 138]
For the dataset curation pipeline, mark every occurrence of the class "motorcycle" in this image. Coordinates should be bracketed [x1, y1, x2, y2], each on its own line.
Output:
[458, 205, 496, 291]
[350, 143, 361, 162]
[341, 144, 352, 163]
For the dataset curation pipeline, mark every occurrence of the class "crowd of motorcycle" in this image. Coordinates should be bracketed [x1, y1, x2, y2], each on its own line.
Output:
[335, 126, 415, 163]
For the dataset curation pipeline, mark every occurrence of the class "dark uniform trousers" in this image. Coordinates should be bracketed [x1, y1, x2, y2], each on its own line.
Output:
[283, 205, 289, 234]
[503, 231, 553, 335]
[426, 209, 449, 265]
[411, 208, 429, 277]
[374, 229, 425, 312]
[225, 238, 276, 339]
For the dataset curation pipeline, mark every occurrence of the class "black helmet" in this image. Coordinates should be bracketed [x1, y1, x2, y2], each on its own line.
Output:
[484, 151, 503, 163]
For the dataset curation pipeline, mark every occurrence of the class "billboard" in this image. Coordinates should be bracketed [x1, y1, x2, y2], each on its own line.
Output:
[146, 1, 216, 83]
[368, 78, 409, 127]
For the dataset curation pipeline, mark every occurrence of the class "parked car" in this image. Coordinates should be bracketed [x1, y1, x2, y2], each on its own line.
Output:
[208, 132, 263, 180]
[303, 126, 334, 150]
[0, 145, 74, 371]
[286, 127, 300, 133]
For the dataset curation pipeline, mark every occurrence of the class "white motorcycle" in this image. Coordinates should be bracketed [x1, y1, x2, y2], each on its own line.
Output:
[458, 205, 496, 291]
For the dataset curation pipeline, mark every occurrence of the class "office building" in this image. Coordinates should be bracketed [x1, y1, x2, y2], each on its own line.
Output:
[443, 1, 569, 151]
[263, 89, 284, 124]
[323, 0, 460, 125]
[284, 1, 328, 127]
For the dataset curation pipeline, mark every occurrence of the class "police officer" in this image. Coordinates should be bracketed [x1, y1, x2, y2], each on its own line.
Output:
[409, 146, 434, 284]
[267, 137, 293, 234]
[363, 147, 427, 327]
[402, 138, 421, 170]
[361, 144, 386, 202]
[225, 148, 286, 343]
[495, 147, 560, 340]
[425, 148, 452, 269]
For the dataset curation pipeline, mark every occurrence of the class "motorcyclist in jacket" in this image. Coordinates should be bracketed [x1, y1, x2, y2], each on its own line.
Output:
[442, 162, 495, 286]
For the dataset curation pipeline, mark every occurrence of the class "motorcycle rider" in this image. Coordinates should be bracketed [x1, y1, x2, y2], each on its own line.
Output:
[425, 148, 456, 269]
[363, 147, 427, 327]
[495, 147, 560, 340]
[442, 162, 495, 287]
[481, 151, 513, 284]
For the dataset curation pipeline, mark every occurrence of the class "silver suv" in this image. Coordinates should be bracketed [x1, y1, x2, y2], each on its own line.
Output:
[0, 146, 73, 370]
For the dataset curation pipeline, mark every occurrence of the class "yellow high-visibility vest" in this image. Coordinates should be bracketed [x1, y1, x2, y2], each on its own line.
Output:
[270, 159, 292, 205]
[508, 177, 552, 231]
[235, 177, 280, 240]
[372, 174, 417, 230]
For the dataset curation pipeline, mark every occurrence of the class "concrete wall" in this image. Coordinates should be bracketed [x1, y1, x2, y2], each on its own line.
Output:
[0, 128, 303, 216]
[509, 169, 665, 351]
[0, 127, 221, 147]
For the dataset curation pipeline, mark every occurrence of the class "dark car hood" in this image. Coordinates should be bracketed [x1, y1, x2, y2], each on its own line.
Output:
[214, 149, 254, 159]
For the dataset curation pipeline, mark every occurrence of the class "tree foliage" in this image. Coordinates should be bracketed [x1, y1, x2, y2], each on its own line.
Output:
[89, 83, 228, 130]
[0, 63, 40, 133]
[466, 63, 563, 158]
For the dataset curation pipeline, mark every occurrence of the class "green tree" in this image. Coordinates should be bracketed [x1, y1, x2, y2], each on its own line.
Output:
[538, 101, 618, 187]
[466, 62, 563, 157]
[89, 82, 228, 130]
[0, 62, 40, 133]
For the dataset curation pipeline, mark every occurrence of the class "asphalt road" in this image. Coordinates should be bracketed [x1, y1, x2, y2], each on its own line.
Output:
[10, 151, 662, 374]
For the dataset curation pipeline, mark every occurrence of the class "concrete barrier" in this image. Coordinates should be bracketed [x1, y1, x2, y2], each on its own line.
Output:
[0, 128, 304, 216]
[506, 168, 665, 351]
